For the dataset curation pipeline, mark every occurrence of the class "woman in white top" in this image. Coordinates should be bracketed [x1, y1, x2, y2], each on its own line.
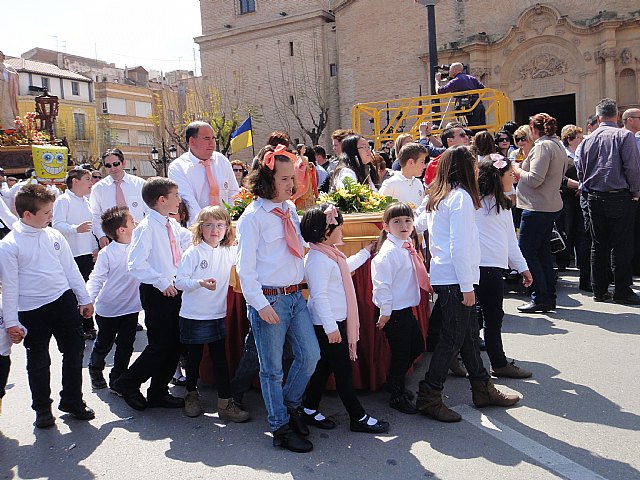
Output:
[330, 134, 378, 191]
[475, 156, 532, 379]
[175, 206, 249, 423]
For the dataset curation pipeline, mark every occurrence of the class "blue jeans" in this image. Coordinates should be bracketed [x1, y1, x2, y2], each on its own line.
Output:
[248, 291, 320, 431]
[518, 209, 561, 305]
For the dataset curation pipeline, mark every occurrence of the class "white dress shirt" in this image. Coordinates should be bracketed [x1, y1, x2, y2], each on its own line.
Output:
[175, 243, 237, 320]
[379, 172, 425, 206]
[0, 298, 26, 356]
[371, 234, 421, 316]
[420, 187, 480, 292]
[86, 241, 142, 317]
[127, 209, 191, 292]
[0, 221, 91, 328]
[89, 173, 147, 239]
[236, 198, 305, 311]
[168, 150, 239, 226]
[305, 247, 370, 334]
[52, 190, 98, 257]
[476, 197, 528, 273]
[0, 191, 17, 230]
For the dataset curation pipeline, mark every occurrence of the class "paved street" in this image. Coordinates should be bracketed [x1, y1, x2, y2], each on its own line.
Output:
[1, 271, 639, 480]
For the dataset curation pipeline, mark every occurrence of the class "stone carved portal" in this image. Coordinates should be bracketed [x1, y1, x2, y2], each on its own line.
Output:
[509, 45, 576, 98]
[519, 53, 568, 80]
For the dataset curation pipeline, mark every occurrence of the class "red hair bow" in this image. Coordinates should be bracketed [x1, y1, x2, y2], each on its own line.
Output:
[263, 144, 298, 170]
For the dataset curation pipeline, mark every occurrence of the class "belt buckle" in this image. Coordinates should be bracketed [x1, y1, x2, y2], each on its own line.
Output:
[282, 286, 294, 295]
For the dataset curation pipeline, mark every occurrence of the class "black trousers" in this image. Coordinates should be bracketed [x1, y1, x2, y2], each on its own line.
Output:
[0, 355, 10, 399]
[88, 313, 138, 382]
[475, 267, 508, 369]
[588, 191, 637, 297]
[74, 254, 96, 332]
[304, 321, 365, 421]
[185, 339, 231, 398]
[556, 192, 586, 270]
[117, 284, 181, 398]
[578, 192, 593, 287]
[383, 307, 425, 395]
[19, 290, 85, 412]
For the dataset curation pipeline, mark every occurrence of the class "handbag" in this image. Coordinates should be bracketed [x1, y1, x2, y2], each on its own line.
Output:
[550, 223, 566, 254]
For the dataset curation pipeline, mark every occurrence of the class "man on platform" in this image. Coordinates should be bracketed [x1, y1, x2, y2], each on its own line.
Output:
[168, 121, 239, 225]
[435, 63, 486, 128]
[576, 98, 640, 305]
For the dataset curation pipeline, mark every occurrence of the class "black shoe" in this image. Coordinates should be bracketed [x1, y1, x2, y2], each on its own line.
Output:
[147, 392, 185, 409]
[389, 394, 418, 414]
[84, 329, 97, 340]
[478, 338, 487, 351]
[579, 283, 593, 292]
[171, 375, 187, 387]
[593, 292, 613, 303]
[89, 369, 108, 390]
[288, 407, 310, 436]
[350, 415, 390, 434]
[613, 293, 640, 305]
[136, 323, 144, 332]
[113, 379, 147, 410]
[302, 410, 336, 430]
[58, 401, 95, 420]
[517, 301, 553, 313]
[272, 424, 313, 453]
[34, 409, 56, 429]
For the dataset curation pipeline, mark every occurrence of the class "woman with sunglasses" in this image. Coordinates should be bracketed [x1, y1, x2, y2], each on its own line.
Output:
[494, 130, 515, 158]
[510, 126, 534, 163]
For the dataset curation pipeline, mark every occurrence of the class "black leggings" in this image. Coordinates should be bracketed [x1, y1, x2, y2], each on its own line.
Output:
[185, 339, 230, 398]
[0, 355, 10, 398]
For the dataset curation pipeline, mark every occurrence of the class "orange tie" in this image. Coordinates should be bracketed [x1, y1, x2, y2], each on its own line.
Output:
[114, 179, 126, 207]
[403, 241, 432, 292]
[271, 207, 304, 259]
[166, 220, 181, 267]
[200, 159, 220, 206]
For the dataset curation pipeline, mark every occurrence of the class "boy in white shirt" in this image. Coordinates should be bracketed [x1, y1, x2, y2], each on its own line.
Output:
[0, 184, 95, 428]
[113, 177, 189, 411]
[86, 206, 141, 391]
[379, 143, 428, 207]
[53, 168, 99, 339]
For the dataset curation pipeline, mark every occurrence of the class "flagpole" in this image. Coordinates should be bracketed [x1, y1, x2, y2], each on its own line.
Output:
[249, 111, 256, 158]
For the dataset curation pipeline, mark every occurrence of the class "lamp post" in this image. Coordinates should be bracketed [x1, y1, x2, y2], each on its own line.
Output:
[150, 141, 177, 177]
[417, 0, 439, 95]
[34, 89, 59, 138]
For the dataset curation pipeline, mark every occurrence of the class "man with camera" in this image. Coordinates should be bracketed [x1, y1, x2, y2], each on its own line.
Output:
[435, 63, 486, 128]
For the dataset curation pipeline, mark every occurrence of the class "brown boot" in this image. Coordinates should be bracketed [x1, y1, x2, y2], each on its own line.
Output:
[415, 382, 461, 422]
[218, 397, 250, 423]
[470, 379, 520, 408]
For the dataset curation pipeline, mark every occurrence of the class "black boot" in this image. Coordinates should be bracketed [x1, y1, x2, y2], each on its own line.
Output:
[273, 424, 313, 453]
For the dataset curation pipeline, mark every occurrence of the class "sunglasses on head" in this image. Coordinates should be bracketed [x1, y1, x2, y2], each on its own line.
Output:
[103, 161, 121, 168]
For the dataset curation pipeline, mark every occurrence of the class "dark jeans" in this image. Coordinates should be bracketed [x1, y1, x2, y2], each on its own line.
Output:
[19, 290, 85, 412]
[475, 267, 508, 369]
[466, 100, 486, 128]
[383, 307, 425, 394]
[578, 192, 593, 287]
[0, 355, 10, 398]
[588, 190, 637, 297]
[304, 321, 365, 422]
[88, 313, 138, 382]
[556, 192, 586, 270]
[117, 284, 181, 399]
[74, 254, 96, 333]
[423, 285, 489, 391]
[185, 339, 231, 398]
[518, 209, 561, 305]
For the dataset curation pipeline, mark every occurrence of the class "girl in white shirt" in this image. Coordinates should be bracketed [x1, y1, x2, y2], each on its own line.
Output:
[300, 203, 389, 434]
[372, 202, 431, 415]
[415, 146, 519, 423]
[330, 134, 379, 191]
[175, 206, 249, 423]
[476, 156, 532, 379]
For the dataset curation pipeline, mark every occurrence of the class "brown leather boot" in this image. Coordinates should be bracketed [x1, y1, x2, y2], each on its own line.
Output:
[470, 379, 520, 408]
[415, 382, 461, 422]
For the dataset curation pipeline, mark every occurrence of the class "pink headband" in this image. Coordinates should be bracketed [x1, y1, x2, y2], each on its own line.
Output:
[324, 204, 338, 226]
[263, 144, 298, 170]
[490, 153, 507, 170]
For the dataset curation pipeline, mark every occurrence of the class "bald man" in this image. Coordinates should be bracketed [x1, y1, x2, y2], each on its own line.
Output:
[435, 62, 486, 128]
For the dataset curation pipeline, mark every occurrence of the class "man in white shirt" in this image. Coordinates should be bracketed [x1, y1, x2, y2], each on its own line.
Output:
[168, 121, 239, 225]
[89, 148, 147, 248]
[379, 143, 427, 207]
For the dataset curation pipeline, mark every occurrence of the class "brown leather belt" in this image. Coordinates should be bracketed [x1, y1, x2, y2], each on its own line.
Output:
[262, 283, 307, 296]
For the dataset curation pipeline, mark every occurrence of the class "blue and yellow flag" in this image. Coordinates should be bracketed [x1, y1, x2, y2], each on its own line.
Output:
[230, 117, 253, 154]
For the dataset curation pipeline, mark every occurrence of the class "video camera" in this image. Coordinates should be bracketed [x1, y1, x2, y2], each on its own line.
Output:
[435, 63, 468, 81]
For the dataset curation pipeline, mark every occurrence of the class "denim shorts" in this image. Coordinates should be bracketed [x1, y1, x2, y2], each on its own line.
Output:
[179, 317, 226, 344]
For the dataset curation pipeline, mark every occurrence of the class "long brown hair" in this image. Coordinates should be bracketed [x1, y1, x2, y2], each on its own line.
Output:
[426, 145, 481, 212]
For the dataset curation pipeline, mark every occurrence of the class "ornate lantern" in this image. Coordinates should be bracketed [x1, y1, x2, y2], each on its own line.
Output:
[34, 90, 59, 139]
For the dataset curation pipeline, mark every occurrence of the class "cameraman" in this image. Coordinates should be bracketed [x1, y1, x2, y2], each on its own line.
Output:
[436, 63, 486, 128]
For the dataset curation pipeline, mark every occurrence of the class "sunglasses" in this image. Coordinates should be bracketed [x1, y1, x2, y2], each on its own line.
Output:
[92, 175, 102, 179]
[515, 136, 526, 142]
[232, 168, 244, 172]
[498, 137, 510, 142]
[103, 161, 121, 168]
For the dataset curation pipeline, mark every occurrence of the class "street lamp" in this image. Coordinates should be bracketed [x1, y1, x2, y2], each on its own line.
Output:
[417, 0, 439, 95]
[150, 141, 178, 177]
[132, 166, 138, 176]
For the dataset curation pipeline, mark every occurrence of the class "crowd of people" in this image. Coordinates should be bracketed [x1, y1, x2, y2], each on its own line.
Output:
[0, 96, 638, 454]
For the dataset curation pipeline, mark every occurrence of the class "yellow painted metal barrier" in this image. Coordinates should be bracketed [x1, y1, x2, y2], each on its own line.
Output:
[352, 88, 512, 149]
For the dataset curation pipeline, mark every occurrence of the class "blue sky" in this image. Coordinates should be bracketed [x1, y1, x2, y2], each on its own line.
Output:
[3, 0, 202, 74]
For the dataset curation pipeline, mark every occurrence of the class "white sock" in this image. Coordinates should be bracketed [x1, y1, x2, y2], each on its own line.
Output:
[358, 414, 378, 426]
[304, 408, 326, 420]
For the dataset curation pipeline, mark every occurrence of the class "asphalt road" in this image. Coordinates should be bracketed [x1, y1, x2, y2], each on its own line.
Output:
[1, 270, 639, 480]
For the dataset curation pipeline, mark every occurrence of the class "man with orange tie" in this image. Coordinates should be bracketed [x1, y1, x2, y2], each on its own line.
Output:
[168, 122, 239, 226]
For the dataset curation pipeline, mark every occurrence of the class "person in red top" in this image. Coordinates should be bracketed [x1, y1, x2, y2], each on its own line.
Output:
[423, 125, 471, 185]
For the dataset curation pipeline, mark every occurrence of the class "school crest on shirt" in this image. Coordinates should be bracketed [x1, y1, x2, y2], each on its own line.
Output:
[132, 201, 139, 208]
[53, 241, 61, 251]
[418, 189, 424, 197]
[200, 260, 208, 269]
[223, 182, 229, 189]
